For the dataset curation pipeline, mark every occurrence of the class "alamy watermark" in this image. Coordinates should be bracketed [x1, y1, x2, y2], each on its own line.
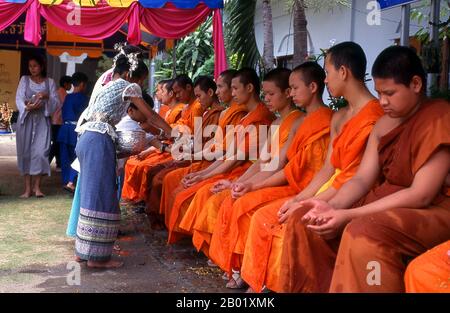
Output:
[367, 1, 382, 26]
[66, 261, 81, 286]
[366, 261, 381, 286]
[168, 117, 281, 172]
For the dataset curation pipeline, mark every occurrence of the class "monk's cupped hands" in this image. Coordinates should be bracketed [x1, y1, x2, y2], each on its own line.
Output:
[230, 182, 252, 198]
[210, 179, 232, 194]
[301, 199, 351, 239]
[182, 174, 202, 188]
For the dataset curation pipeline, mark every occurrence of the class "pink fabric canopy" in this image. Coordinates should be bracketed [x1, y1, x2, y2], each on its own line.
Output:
[0, 0, 227, 78]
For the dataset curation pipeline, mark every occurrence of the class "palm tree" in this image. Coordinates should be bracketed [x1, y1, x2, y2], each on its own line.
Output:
[225, 0, 261, 70]
[292, 0, 308, 65]
[225, 0, 349, 69]
[262, 0, 275, 72]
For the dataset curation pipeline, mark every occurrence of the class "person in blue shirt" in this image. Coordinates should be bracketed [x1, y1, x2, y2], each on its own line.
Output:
[57, 72, 89, 192]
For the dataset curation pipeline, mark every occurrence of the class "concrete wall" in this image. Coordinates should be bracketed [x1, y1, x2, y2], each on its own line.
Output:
[254, 0, 434, 95]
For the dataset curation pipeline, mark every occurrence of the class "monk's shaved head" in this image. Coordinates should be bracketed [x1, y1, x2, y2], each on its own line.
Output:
[372, 45, 426, 89]
[263, 68, 292, 91]
[326, 41, 367, 82]
[219, 69, 238, 88]
[234, 68, 261, 96]
[293, 61, 326, 96]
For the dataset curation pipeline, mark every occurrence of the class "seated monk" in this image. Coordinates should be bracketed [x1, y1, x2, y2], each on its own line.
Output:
[207, 63, 332, 289]
[188, 69, 304, 275]
[245, 41, 384, 293]
[145, 76, 226, 225]
[404, 240, 450, 293]
[159, 70, 248, 228]
[164, 68, 276, 244]
[121, 75, 203, 203]
[281, 45, 450, 293]
[155, 79, 171, 118]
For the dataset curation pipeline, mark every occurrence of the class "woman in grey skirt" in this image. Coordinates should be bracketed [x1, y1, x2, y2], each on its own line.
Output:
[75, 53, 171, 268]
[15, 54, 60, 198]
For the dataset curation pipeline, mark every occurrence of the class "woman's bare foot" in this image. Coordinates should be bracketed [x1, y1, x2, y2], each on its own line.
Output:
[64, 183, 75, 193]
[19, 192, 32, 198]
[35, 191, 45, 198]
[87, 259, 124, 269]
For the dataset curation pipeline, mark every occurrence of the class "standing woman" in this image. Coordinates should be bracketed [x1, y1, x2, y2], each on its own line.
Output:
[75, 53, 170, 268]
[15, 54, 60, 198]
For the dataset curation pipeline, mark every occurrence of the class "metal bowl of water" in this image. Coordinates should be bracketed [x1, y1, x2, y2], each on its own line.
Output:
[116, 130, 147, 158]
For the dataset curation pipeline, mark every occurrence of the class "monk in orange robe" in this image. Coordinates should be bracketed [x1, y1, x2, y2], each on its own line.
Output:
[404, 240, 450, 293]
[145, 76, 226, 216]
[165, 68, 276, 244]
[263, 42, 383, 292]
[121, 75, 203, 203]
[280, 45, 450, 293]
[187, 68, 304, 272]
[159, 70, 248, 226]
[204, 63, 332, 289]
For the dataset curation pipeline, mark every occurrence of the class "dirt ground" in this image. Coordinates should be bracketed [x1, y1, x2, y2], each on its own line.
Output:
[0, 134, 237, 293]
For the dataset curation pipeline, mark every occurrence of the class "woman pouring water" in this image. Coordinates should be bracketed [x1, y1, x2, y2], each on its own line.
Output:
[74, 53, 171, 268]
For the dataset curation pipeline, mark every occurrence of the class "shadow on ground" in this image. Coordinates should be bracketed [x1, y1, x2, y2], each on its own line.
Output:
[0, 136, 238, 293]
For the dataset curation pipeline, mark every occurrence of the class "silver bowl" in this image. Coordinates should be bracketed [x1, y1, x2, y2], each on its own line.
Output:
[116, 130, 147, 158]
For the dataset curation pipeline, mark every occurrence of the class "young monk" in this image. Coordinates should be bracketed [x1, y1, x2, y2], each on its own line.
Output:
[259, 41, 384, 292]
[121, 79, 183, 202]
[185, 68, 305, 287]
[155, 79, 171, 120]
[404, 240, 450, 293]
[164, 68, 276, 244]
[159, 70, 248, 226]
[145, 76, 226, 217]
[208, 62, 333, 289]
[121, 75, 203, 203]
[280, 45, 449, 293]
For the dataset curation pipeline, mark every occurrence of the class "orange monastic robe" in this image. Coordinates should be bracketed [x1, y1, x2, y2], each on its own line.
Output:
[239, 107, 333, 292]
[159, 103, 248, 216]
[165, 103, 276, 244]
[121, 100, 203, 202]
[146, 104, 225, 212]
[404, 240, 450, 293]
[209, 107, 332, 279]
[327, 100, 450, 293]
[158, 104, 171, 119]
[188, 110, 304, 257]
[278, 99, 388, 293]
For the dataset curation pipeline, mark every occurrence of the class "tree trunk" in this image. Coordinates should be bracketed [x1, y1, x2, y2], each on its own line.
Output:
[293, 0, 308, 66]
[440, 35, 449, 92]
[262, 0, 275, 72]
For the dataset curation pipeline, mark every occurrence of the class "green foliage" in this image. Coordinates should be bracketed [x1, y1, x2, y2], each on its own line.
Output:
[411, 1, 450, 43]
[96, 54, 113, 79]
[154, 17, 215, 81]
[224, 0, 262, 70]
[430, 86, 450, 101]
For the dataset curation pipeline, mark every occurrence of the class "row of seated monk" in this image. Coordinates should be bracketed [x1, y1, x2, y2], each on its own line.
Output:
[121, 42, 450, 293]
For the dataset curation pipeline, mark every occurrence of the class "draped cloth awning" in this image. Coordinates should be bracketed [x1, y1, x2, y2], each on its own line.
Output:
[0, 0, 226, 78]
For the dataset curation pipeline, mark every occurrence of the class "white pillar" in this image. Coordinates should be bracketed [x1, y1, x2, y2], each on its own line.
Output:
[59, 52, 88, 76]
[400, 4, 411, 46]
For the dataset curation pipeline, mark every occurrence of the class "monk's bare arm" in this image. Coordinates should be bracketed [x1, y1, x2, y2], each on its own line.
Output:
[195, 160, 225, 176]
[130, 96, 172, 135]
[250, 169, 288, 190]
[235, 160, 263, 183]
[202, 159, 245, 179]
[346, 147, 450, 219]
[327, 123, 382, 209]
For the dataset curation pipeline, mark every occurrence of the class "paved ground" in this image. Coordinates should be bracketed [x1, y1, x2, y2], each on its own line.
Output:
[0, 134, 237, 293]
